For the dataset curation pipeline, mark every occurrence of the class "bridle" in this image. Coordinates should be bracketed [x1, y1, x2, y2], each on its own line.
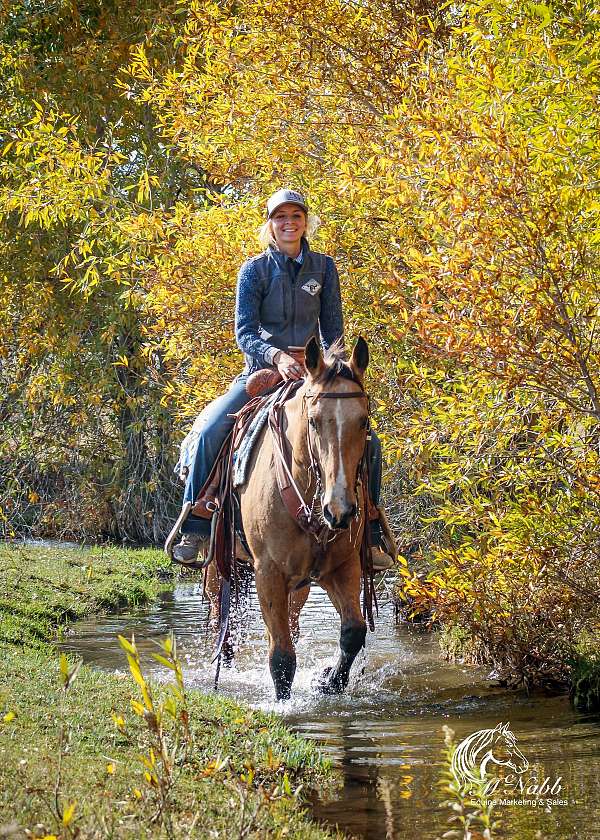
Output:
[302, 383, 377, 629]
[303, 388, 370, 531]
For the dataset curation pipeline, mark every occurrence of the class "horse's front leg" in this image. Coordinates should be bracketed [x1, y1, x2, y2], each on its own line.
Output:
[255, 564, 296, 700]
[319, 556, 366, 694]
[289, 585, 310, 644]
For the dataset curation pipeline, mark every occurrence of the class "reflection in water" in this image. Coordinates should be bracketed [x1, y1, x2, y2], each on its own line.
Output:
[61, 580, 600, 840]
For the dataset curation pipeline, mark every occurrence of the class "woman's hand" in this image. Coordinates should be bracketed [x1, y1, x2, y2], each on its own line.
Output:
[274, 351, 305, 381]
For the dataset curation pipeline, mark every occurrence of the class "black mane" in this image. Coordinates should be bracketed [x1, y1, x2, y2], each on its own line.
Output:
[316, 342, 359, 385]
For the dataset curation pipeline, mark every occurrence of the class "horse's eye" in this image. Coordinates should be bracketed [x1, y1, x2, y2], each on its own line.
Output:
[309, 417, 317, 428]
[360, 418, 368, 430]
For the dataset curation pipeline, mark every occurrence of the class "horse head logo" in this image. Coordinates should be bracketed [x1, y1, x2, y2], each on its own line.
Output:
[451, 722, 529, 790]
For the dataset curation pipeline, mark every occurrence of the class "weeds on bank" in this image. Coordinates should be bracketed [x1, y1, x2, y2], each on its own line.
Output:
[54, 655, 82, 836]
[14, 654, 84, 838]
[116, 633, 190, 837]
[436, 725, 499, 840]
[115, 633, 314, 839]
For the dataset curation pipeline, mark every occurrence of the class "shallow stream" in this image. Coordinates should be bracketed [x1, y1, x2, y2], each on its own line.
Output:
[61, 577, 600, 840]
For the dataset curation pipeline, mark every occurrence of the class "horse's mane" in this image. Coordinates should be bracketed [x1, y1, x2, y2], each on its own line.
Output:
[316, 341, 360, 385]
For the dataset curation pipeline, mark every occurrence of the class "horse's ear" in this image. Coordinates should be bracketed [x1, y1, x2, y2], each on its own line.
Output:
[350, 336, 369, 381]
[305, 336, 324, 379]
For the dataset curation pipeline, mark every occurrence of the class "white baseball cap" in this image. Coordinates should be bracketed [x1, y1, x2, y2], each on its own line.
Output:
[266, 189, 308, 219]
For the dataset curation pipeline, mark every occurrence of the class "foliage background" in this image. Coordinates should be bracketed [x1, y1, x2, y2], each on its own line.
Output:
[1, 0, 599, 688]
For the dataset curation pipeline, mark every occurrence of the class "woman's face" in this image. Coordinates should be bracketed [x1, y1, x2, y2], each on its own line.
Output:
[270, 203, 307, 250]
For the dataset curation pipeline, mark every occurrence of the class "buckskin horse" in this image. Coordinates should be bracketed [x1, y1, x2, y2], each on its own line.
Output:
[206, 336, 376, 700]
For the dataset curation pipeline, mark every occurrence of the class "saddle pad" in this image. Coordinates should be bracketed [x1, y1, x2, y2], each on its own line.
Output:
[232, 391, 279, 488]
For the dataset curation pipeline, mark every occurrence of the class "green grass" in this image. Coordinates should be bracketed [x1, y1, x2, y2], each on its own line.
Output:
[0, 543, 172, 647]
[0, 543, 339, 839]
[571, 633, 600, 713]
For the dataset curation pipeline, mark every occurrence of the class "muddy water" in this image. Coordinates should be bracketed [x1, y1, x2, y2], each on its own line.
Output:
[61, 578, 600, 840]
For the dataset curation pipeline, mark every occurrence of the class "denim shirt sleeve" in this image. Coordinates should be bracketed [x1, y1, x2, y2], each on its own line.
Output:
[235, 259, 278, 366]
[319, 256, 344, 350]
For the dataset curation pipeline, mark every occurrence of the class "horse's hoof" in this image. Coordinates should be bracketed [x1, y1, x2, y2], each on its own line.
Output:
[274, 683, 292, 701]
[315, 666, 343, 695]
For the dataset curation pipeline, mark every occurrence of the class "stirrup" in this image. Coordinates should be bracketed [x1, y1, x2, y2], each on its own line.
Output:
[164, 501, 192, 558]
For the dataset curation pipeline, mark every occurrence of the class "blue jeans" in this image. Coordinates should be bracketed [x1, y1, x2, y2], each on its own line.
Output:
[181, 376, 382, 535]
[182, 376, 251, 535]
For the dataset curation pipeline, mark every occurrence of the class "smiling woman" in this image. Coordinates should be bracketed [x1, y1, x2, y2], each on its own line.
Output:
[166, 188, 394, 573]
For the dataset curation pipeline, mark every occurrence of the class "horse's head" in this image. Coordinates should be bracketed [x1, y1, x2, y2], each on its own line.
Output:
[489, 722, 529, 775]
[302, 336, 369, 531]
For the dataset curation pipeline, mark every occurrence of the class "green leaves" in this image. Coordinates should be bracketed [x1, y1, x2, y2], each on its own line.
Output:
[526, 2, 553, 28]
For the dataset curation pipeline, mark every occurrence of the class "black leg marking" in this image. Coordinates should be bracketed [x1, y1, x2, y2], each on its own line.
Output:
[340, 622, 366, 659]
[318, 621, 366, 694]
[270, 647, 296, 700]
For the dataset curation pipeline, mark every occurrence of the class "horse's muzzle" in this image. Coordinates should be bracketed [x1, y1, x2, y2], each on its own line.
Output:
[323, 502, 357, 530]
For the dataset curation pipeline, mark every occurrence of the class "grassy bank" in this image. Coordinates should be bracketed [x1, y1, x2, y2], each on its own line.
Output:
[0, 544, 337, 839]
[436, 619, 600, 712]
[571, 634, 600, 713]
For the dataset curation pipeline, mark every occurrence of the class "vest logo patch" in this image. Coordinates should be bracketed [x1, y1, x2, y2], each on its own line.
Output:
[301, 279, 322, 296]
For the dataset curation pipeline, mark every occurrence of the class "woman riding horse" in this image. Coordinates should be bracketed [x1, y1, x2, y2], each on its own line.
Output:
[168, 188, 394, 570]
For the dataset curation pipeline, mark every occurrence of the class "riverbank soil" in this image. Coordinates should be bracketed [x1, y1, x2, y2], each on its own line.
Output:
[0, 544, 337, 839]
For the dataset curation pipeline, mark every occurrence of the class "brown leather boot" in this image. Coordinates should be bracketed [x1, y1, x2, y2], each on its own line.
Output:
[370, 506, 397, 572]
[371, 545, 395, 571]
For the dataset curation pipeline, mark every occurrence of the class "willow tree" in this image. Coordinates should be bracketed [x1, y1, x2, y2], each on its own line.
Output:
[0, 0, 216, 541]
[120, 0, 600, 684]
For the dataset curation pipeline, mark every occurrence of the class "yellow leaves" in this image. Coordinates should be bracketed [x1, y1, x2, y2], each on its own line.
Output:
[527, 2, 553, 28]
[125, 44, 153, 83]
[118, 634, 154, 712]
[59, 654, 81, 691]
[112, 711, 127, 732]
[62, 801, 76, 827]
[136, 170, 159, 204]
[151, 652, 177, 671]
[201, 755, 230, 777]
[265, 746, 280, 771]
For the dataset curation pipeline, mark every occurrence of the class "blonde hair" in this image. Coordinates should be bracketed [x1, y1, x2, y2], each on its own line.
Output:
[258, 212, 321, 249]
